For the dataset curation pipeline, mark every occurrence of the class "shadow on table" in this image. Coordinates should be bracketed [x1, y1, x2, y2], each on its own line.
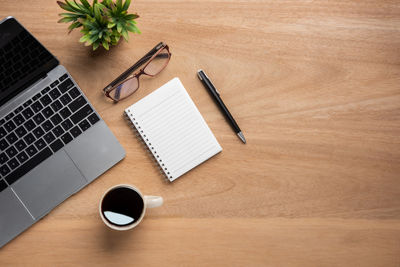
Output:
[100, 223, 141, 252]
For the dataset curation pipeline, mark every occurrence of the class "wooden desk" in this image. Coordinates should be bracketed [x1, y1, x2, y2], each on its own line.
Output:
[1, 0, 399, 266]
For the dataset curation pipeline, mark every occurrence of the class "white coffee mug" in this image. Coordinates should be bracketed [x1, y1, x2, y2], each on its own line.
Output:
[99, 184, 163, 230]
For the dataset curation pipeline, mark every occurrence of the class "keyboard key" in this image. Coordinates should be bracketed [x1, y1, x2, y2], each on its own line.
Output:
[59, 74, 68, 81]
[0, 165, 10, 176]
[44, 132, 55, 144]
[33, 126, 45, 138]
[33, 113, 45, 125]
[79, 119, 91, 131]
[15, 126, 27, 138]
[61, 119, 73, 131]
[0, 139, 9, 150]
[16, 151, 28, 164]
[69, 87, 80, 99]
[32, 92, 41, 101]
[34, 138, 46, 150]
[26, 145, 38, 157]
[24, 133, 35, 144]
[0, 127, 6, 138]
[49, 88, 61, 100]
[51, 100, 63, 112]
[50, 114, 62, 126]
[15, 139, 27, 151]
[0, 152, 9, 164]
[24, 119, 36, 131]
[50, 80, 60, 88]
[5, 147, 52, 185]
[68, 96, 87, 112]
[6, 132, 18, 144]
[88, 113, 100, 125]
[13, 114, 25, 125]
[0, 180, 7, 192]
[42, 86, 51, 94]
[52, 125, 64, 137]
[60, 107, 72, 119]
[40, 94, 52, 106]
[6, 146, 17, 158]
[31, 101, 43, 112]
[22, 107, 34, 120]
[42, 120, 53, 131]
[4, 120, 16, 131]
[0, 119, 4, 125]
[23, 99, 32, 107]
[59, 78, 74, 93]
[60, 94, 72, 105]
[71, 104, 93, 124]
[16, 106, 24, 113]
[5, 112, 14, 120]
[8, 158, 20, 170]
[61, 132, 73, 145]
[70, 126, 82, 138]
[42, 106, 54, 118]
[50, 139, 63, 153]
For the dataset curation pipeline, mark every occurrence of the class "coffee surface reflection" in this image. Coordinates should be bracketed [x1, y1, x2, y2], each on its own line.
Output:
[101, 187, 144, 226]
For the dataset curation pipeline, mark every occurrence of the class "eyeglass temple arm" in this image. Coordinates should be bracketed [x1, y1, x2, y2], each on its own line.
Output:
[103, 42, 166, 92]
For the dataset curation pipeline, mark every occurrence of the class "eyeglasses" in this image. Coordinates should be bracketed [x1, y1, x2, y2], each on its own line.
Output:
[103, 42, 171, 102]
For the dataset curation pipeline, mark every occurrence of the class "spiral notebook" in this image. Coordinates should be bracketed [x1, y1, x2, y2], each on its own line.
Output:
[124, 77, 222, 182]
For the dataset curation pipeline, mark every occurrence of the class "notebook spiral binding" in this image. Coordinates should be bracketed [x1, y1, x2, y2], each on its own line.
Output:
[124, 111, 172, 182]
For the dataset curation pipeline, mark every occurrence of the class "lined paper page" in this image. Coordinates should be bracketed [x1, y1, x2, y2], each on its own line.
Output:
[125, 78, 222, 181]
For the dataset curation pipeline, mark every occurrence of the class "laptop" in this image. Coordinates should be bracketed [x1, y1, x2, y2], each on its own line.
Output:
[0, 16, 125, 247]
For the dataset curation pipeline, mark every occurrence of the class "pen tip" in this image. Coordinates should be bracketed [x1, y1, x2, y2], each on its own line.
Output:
[237, 132, 246, 144]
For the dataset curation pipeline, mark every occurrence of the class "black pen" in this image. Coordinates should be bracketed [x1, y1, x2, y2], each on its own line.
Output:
[197, 69, 246, 144]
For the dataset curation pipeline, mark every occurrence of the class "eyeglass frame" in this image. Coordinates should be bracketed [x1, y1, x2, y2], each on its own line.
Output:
[103, 42, 171, 102]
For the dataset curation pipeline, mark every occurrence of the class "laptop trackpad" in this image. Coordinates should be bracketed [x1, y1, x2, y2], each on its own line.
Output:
[12, 150, 86, 219]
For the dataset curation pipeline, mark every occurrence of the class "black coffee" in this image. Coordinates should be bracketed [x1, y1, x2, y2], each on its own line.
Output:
[101, 187, 144, 227]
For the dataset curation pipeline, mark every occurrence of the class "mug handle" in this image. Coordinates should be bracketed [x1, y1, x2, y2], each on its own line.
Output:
[144, 195, 163, 208]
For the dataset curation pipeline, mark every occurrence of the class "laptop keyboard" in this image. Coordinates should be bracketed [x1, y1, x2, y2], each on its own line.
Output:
[0, 73, 100, 192]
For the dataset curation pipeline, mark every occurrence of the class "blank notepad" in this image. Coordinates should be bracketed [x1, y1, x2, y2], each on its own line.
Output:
[124, 77, 222, 181]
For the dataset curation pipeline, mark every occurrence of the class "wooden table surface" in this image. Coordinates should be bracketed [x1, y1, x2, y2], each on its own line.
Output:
[1, 0, 400, 266]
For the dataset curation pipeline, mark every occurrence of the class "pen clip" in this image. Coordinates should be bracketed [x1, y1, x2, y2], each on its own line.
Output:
[197, 69, 220, 95]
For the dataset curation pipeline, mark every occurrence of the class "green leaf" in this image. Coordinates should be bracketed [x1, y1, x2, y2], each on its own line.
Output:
[116, 22, 122, 33]
[59, 12, 80, 18]
[107, 23, 115, 28]
[93, 41, 100, 50]
[104, 33, 111, 42]
[68, 21, 82, 33]
[122, 0, 131, 11]
[102, 40, 109, 50]
[74, 0, 90, 13]
[57, 1, 76, 12]
[58, 17, 76, 23]
[87, 34, 99, 45]
[79, 34, 91, 43]
[116, 0, 122, 10]
[121, 29, 129, 41]
[94, 4, 102, 22]
[80, 0, 91, 9]
[125, 13, 139, 20]
[66, 0, 81, 11]
[126, 24, 140, 33]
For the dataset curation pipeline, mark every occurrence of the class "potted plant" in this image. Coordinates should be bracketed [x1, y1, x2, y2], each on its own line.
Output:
[57, 0, 140, 50]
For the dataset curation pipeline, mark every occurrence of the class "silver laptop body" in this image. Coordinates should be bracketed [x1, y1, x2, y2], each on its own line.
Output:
[0, 16, 125, 248]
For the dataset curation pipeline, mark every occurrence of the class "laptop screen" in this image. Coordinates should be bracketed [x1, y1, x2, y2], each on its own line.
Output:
[0, 17, 59, 106]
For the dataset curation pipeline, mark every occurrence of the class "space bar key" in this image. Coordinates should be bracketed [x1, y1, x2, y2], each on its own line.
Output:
[5, 148, 53, 186]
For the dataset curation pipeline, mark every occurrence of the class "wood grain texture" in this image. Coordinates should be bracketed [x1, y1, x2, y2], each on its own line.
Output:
[1, 0, 400, 266]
